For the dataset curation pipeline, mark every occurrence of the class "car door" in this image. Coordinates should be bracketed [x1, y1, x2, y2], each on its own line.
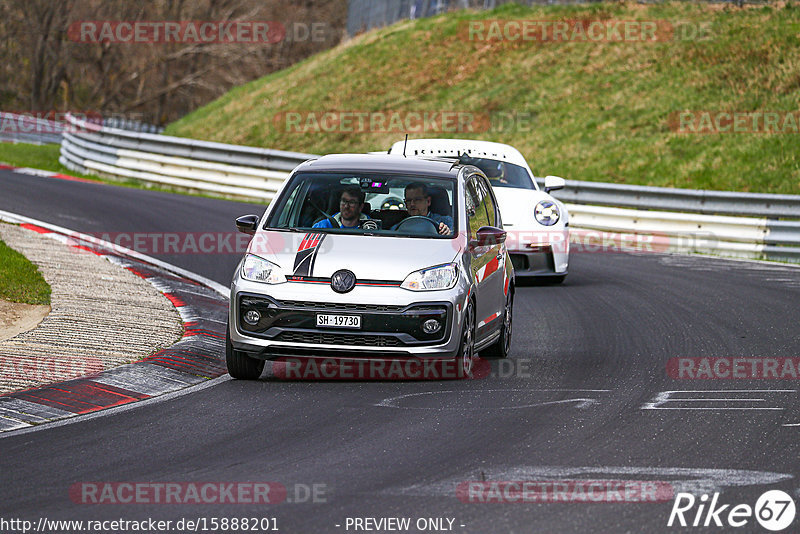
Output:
[466, 173, 500, 343]
[474, 175, 507, 340]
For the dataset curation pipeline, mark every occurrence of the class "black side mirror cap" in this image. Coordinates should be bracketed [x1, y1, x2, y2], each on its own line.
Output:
[235, 214, 259, 235]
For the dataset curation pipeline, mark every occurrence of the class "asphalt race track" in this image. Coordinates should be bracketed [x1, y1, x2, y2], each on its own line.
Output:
[2, 169, 800, 533]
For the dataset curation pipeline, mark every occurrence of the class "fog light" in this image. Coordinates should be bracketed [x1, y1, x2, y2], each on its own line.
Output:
[243, 309, 261, 325]
[423, 319, 441, 334]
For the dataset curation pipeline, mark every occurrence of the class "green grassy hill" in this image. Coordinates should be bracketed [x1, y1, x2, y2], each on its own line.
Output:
[166, 2, 800, 194]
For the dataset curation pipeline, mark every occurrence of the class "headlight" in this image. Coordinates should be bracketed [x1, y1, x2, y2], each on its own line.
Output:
[401, 263, 458, 291]
[241, 254, 286, 284]
[535, 200, 560, 226]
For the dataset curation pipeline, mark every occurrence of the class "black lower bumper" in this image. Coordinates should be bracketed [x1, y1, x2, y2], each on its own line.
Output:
[235, 294, 452, 348]
[510, 247, 558, 276]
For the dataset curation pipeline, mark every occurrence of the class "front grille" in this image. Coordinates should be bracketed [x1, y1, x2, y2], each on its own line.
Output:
[275, 331, 402, 347]
[275, 300, 404, 312]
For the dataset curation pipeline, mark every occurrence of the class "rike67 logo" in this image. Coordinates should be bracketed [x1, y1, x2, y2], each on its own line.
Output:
[668, 490, 796, 531]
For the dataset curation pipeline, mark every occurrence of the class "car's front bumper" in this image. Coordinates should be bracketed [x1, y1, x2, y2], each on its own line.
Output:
[506, 226, 569, 277]
[229, 277, 468, 360]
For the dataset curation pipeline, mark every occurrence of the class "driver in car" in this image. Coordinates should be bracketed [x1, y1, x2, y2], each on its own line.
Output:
[312, 186, 370, 229]
[404, 183, 452, 235]
[485, 161, 508, 184]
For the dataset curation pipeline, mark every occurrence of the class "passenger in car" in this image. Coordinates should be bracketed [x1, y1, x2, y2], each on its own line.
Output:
[312, 186, 370, 229]
[404, 183, 452, 235]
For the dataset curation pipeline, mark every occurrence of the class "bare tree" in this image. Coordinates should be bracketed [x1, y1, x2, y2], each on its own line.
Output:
[0, 0, 347, 124]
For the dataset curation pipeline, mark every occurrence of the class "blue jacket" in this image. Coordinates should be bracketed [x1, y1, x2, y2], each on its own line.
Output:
[426, 211, 453, 230]
[312, 212, 369, 229]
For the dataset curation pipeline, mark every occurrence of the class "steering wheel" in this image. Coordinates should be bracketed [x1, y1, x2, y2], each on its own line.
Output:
[391, 216, 440, 235]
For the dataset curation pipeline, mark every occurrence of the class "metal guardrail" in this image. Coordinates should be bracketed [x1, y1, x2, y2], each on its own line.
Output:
[566, 204, 800, 264]
[60, 113, 316, 200]
[535, 178, 800, 264]
[57, 113, 800, 263]
[536, 178, 800, 219]
[1, 112, 163, 145]
[0, 113, 64, 145]
[102, 117, 164, 134]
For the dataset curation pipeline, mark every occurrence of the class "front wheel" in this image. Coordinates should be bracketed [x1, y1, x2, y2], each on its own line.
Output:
[482, 289, 513, 359]
[226, 322, 265, 380]
[454, 300, 475, 378]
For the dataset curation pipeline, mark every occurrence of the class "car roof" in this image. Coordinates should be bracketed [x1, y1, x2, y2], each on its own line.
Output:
[296, 153, 463, 179]
[389, 138, 530, 169]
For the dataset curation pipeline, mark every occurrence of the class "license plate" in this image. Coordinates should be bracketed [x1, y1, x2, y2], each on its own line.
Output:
[316, 314, 361, 329]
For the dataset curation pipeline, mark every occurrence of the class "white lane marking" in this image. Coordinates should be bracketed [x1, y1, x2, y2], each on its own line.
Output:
[375, 389, 610, 410]
[0, 374, 232, 440]
[13, 167, 57, 178]
[0, 209, 229, 297]
[0, 398, 76, 424]
[642, 390, 796, 410]
[658, 253, 800, 272]
[0, 416, 31, 432]
[386, 466, 793, 498]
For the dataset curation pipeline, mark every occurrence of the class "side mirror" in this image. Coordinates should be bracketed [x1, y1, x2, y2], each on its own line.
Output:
[235, 214, 259, 235]
[470, 226, 507, 249]
[544, 175, 565, 193]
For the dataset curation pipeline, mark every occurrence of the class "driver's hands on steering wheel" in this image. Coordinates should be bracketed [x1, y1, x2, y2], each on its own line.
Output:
[437, 222, 451, 235]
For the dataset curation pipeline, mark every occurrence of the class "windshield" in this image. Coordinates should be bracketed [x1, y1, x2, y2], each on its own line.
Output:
[266, 172, 457, 238]
[458, 157, 535, 190]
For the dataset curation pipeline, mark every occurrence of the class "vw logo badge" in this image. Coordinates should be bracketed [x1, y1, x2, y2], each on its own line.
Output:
[331, 269, 356, 293]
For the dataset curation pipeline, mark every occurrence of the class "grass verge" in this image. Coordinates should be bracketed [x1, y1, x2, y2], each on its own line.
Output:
[0, 232, 51, 305]
[0, 142, 98, 181]
[166, 1, 800, 194]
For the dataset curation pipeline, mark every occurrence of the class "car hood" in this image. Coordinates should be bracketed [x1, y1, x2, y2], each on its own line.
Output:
[248, 230, 461, 281]
[492, 187, 567, 227]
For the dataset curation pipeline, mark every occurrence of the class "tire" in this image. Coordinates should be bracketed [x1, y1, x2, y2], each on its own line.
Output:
[226, 322, 265, 380]
[454, 300, 475, 378]
[482, 288, 513, 359]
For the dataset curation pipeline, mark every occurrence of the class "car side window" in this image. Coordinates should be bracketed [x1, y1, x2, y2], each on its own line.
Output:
[466, 175, 490, 240]
[478, 177, 498, 227]
[274, 179, 306, 227]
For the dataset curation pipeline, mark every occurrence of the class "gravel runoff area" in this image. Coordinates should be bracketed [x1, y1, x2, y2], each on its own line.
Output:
[0, 223, 183, 394]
